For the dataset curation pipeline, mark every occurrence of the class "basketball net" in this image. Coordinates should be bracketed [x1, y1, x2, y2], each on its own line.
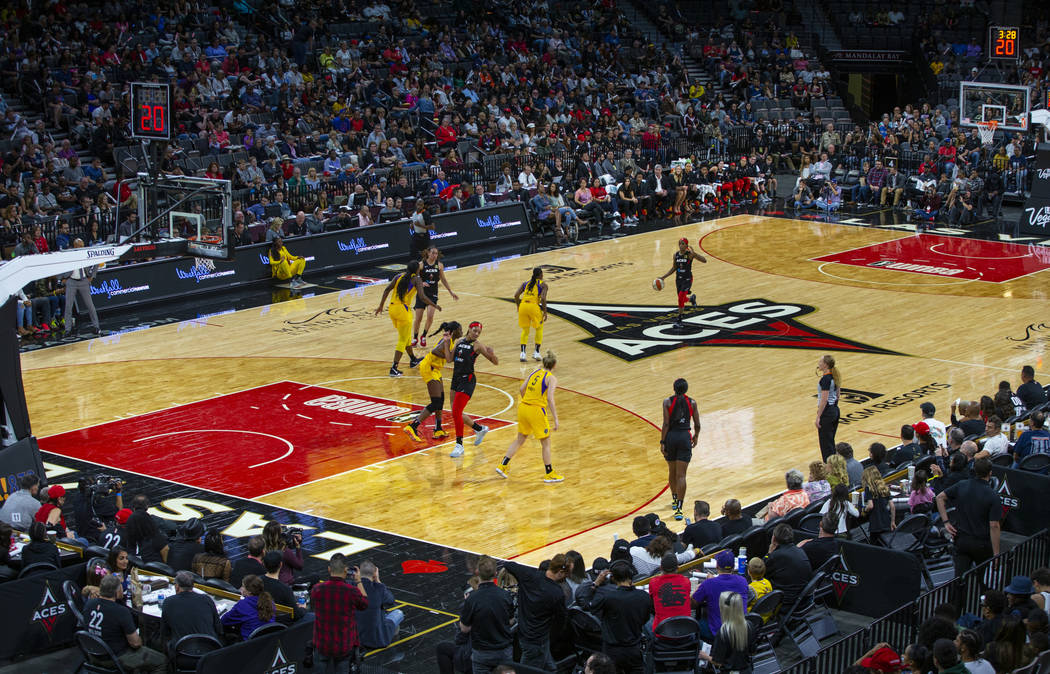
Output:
[977, 120, 998, 146]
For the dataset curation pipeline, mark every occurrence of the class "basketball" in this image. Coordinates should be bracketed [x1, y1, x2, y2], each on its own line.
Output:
[653, 278, 664, 291]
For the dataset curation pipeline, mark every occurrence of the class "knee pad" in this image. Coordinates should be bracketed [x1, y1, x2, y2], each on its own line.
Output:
[427, 395, 444, 413]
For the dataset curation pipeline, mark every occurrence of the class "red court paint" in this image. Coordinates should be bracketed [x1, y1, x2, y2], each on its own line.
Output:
[38, 381, 509, 499]
[813, 234, 1050, 283]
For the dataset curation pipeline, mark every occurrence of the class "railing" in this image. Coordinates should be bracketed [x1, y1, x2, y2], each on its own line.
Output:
[780, 529, 1050, 673]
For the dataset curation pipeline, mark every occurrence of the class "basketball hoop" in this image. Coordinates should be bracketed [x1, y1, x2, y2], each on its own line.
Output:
[977, 119, 998, 146]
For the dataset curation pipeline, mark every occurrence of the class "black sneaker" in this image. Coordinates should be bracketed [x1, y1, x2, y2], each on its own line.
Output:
[409, 356, 422, 368]
[689, 294, 697, 307]
[389, 366, 403, 378]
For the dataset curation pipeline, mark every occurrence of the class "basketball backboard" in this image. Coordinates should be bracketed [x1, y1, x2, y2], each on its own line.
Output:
[959, 81, 1030, 132]
[137, 174, 232, 259]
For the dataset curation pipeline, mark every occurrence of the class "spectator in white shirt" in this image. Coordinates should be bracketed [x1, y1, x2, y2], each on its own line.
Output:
[811, 153, 833, 181]
[518, 165, 538, 190]
[976, 416, 1010, 459]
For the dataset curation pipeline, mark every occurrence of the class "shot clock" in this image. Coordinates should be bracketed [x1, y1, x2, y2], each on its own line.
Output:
[130, 82, 172, 141]
[988, 26, 1019, 61]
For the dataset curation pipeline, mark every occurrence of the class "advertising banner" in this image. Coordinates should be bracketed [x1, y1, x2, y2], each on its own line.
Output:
[0, 566, 85, 660]
[88, 203, 530, 312]
[1019, 147, 1050, 236]
[991, 466, 1050, 536]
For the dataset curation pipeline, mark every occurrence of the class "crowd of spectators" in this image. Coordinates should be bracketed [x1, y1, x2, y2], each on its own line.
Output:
[429, 361, 1049, 673]
[0, 0, 855, 256]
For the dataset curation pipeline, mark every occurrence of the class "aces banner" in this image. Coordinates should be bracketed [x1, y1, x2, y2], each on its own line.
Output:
[1019, 147, 1050, 236]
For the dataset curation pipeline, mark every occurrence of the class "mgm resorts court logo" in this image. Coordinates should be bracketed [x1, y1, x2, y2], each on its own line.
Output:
[542, 298, 900, 361]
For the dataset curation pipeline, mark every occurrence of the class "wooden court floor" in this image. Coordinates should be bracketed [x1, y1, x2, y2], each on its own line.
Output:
[21, 215, 1050, 566]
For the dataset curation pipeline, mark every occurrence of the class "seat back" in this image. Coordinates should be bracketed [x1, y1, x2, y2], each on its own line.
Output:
[653, 615, 701, 644]
[1019, 453, 1050, 473]
[174, 633, 223, 673]
[62, 579, 85, 627]
[717, 533, 743, 555]
[991, 453, 1013, 467]
[750, 589, 784, 625]
[18, 561, 58, 579]
[141, 561, 176, 577]
[248, 622, 286, 640]
[742, 525, 771, 561]
[75, 630, 127, 673]
[202, 577, 240, 594]
[568, 606, 603, 654]
[797, 514, 822, 536]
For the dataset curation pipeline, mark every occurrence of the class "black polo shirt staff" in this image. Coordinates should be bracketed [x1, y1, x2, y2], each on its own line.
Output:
[459, 580, 513, 651]
[936, 458, 1002, 578]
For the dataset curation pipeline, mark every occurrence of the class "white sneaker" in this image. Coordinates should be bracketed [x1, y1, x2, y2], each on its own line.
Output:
[532, 350, 541, 361]
[449, 443, 465, 458]
[473, 424, 489, 446]
[519, 351, 527, 362]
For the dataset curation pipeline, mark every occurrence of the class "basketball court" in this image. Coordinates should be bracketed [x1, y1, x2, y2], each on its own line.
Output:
[21, 214, 1050, 573]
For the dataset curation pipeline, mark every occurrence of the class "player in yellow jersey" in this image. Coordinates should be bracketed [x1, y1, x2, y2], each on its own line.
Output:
[496, 350, 562, 482]
[375, 260, 439, 377]
[514, 267, 548, 362]
[404, 321, 462, 442]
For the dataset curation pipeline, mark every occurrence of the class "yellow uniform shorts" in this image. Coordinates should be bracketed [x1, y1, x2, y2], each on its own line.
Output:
[419, 357, 443, 383]
[517, 403, 550, 439]
[518, 303, 542, 329]
[389, 305, 412, 352]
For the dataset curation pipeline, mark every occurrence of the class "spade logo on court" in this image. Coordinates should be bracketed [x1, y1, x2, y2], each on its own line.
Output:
[542, 298, 901, 362]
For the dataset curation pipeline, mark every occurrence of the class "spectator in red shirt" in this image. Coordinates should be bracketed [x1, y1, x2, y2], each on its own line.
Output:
[649, 552, 692, 633]
[32, 224, 49, 253]
[937, 140, 958, 177]
[310, 554, 369, 670]
[435, 115, 458, 147]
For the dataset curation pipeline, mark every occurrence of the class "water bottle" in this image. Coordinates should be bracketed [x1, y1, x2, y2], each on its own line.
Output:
[907, 465, 915, 483]
[737, 553, 747, 575]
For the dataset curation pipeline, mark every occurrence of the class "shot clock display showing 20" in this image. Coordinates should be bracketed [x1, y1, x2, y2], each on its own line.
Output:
[988, 26, 1019, 61]
[130, 82, 172, 141]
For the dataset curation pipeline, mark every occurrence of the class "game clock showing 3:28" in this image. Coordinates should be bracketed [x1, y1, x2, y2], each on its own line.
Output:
[130, 82, 172, 141]
[989, 26, 1019, 61]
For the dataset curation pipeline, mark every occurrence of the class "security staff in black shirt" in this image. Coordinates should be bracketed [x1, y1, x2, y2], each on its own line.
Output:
[936, 457, 1002, 578]
[577, 561, 654, 674]
[459, 556, 514, 673]
[501, 556, 571, 671]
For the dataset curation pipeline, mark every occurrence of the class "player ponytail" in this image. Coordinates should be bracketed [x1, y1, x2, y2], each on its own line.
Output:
[526, 267, 542, 293]
[395, 260, 420, 301]
[673, 378, 688, 395]
[430, 321, 462, 338]
[542, 350, 557, 370]
[821, 355, 842, 389]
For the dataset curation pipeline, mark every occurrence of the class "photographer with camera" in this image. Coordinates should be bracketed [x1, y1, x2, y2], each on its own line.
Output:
[262, 520, 304, 585]
[310, 553, 369, 672]
[815, 180, 842, 212]
[73, 475, 124, 545]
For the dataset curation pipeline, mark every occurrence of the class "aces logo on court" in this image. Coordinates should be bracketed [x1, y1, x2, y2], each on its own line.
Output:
[543, 298, 901, 361]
